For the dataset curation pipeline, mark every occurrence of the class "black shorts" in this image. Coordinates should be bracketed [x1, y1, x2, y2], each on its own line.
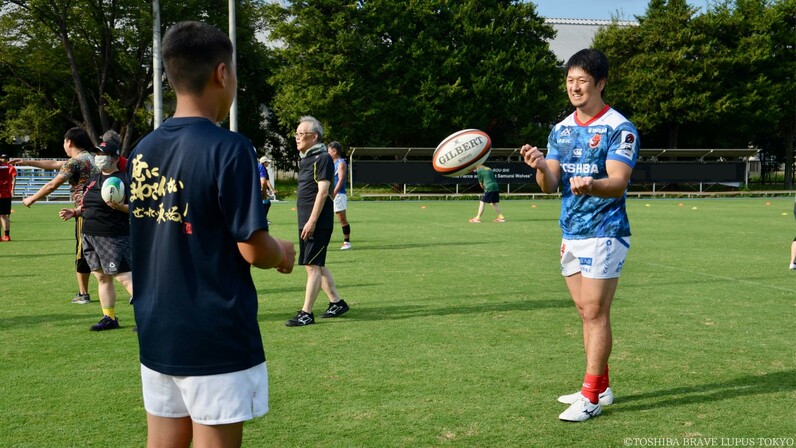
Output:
[82, 234, 132, 275]
[481, 191, 500, 204]
[298, 227, 333, 266]
[75, 217, 91, 274]
[0, 198, 10, 215]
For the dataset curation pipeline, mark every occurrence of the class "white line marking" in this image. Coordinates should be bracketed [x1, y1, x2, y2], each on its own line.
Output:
[640, 262, 796, 293]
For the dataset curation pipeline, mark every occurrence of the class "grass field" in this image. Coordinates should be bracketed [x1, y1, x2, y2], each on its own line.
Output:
[1, 197, 794, 447]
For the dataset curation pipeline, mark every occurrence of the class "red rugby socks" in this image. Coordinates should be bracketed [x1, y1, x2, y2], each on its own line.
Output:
[581, 373, 603, 404]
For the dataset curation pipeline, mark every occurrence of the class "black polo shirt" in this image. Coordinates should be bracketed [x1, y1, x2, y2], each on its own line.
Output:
[297, 145, 334, 229]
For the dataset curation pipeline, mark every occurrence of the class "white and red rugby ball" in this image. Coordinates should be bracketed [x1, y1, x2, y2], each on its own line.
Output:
[432, 129, 492, 177]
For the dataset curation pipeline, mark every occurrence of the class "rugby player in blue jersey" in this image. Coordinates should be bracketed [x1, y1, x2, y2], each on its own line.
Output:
[520, 48, 640, 422]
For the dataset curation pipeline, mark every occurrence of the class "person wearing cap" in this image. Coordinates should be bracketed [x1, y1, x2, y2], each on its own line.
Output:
[258, 156, 275, 222]
[59, 140, 132, 331]
[101, 129, 128, 172]
[0, 153, 17, 241]
[13, 127, 99, 303]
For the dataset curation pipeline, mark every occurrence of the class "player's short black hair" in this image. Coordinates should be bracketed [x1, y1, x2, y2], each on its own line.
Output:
[162, 21, 233, 96]
[327, 141, 345, 158]
[565, 49, 609, 89]
[64, 127, 93, 151]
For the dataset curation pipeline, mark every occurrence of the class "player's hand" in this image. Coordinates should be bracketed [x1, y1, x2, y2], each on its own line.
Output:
[276, 240, 296, 274]
[520, 145, 547, 170]
[58, 208, 74, 220]
[105, 200, 122, 210]
[9, 159, 23, 166]
[569, 176, 594, 195]
[300, 220, 316, 240]
[22, 196, 35, 208]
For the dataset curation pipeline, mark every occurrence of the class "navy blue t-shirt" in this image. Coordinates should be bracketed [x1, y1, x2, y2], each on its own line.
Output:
[128, 117, 268, 376]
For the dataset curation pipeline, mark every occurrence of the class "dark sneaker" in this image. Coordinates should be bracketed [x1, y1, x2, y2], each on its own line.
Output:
[90, 315, 120, 331]
[285, 310, 315, 327]
[72, 293, 91, 304]
[320, 299, 350, 318]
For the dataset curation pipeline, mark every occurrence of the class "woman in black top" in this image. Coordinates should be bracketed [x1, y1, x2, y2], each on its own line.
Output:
[60, 141, 132, 331]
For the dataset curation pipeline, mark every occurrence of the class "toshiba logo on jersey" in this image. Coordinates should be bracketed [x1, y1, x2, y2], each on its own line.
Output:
[561, 163, 599, 174]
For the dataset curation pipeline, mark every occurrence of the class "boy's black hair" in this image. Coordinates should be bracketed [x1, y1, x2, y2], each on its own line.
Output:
[162, 21, 233, 96]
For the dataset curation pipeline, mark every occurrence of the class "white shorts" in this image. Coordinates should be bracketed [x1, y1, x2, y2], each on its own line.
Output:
[560, 237, 630, 279]
[333, 193, 347, 213]
[141, 362, 268, 425]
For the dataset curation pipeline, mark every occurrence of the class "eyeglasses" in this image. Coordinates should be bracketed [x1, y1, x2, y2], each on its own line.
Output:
[295, 131, 316, 138]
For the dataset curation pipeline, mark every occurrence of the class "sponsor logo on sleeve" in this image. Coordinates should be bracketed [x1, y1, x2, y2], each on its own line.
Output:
[615, 131, 637, 160]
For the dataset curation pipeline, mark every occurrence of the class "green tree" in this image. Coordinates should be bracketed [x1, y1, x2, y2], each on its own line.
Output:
[262, 0, 564, 159]
[595, 0, 794, 185]
[694, 0, 795, 184]
[594, 0, 709, 149]
[0, 0, 155, 153]
[0, 0, 278, 159]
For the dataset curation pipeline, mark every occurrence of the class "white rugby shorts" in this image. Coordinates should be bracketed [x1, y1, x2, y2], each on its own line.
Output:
[560, 237, 630, 279]
[141, 362, 268, 425]
[333, 193, 347, 213]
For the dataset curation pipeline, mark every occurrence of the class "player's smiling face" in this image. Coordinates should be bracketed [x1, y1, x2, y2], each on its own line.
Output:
[566, 67, 604, 111]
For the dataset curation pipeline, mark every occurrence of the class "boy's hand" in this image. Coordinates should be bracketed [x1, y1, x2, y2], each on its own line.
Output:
[276, 240, 296, 274]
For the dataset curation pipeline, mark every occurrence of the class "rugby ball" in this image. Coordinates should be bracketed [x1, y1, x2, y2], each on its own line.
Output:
[101, 177, 125, 203]
[432, 129, 492, 177]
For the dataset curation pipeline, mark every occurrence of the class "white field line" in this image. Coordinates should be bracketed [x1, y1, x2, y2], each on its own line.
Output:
[638, 262, 796, 294]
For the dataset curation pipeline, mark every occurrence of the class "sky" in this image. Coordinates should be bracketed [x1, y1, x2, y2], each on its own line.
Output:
[533, 0, 715, 20]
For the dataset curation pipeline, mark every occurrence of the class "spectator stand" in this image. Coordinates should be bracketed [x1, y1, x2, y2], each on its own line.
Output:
[12, 163, 73, 201]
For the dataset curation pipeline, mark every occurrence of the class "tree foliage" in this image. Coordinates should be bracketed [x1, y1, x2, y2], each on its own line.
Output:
[0, 0, 276, 159]
[594, 0, 794, 165]
[0, 0, 156, 153]
[594, 0, 711, 148]
[261, 0, 565, 159]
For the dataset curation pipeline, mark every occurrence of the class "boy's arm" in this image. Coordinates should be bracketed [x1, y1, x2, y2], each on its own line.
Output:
[237, 229, 295, 273]
[23, 174, 68, 207]
[333, 162, 346, 197]
[13, 159, 66, 171]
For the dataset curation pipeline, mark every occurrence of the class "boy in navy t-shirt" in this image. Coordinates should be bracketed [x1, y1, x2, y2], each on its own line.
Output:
[128, 21, 295, 446]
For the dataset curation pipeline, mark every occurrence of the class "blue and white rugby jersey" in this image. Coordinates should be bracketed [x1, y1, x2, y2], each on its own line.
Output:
[546, 105, 639, 239]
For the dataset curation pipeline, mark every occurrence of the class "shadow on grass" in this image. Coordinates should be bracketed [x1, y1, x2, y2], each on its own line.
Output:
[255, 281, 384, 297]
[0, 313, 89, 329]
[610, 370, 796, 412]
[347, 240, 492, 251]
[354, 299, 570, 320]
[0, 252, 73, 259]
[260, 297, 570, 323]
[488, 217, 559, 223]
